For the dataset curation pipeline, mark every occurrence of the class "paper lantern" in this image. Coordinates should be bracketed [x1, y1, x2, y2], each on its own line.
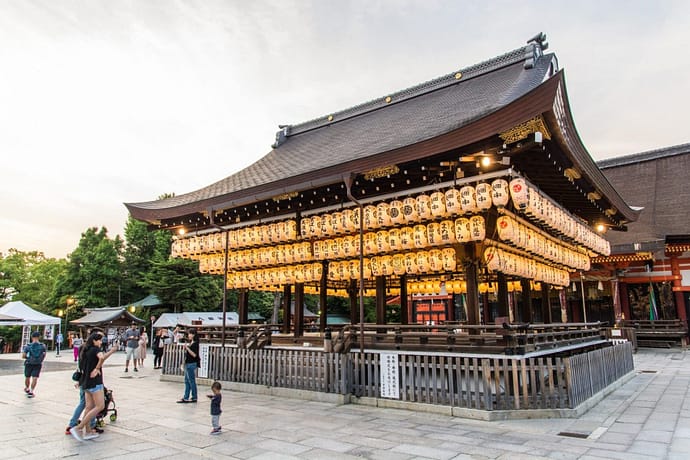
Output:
[460, 185, 478, 214]
[475, 182, 492, 210]
[302, 242, 313, 261]
[442, 247, 457, 271]
[413, 224, 428, 249]
[380, 255, 394, 276]
[470, 216, 485, 241]
[388, 228, 401, 250]
[455, 218, 471, 242]
[341, 209, 354, 232]
[400, 226, 415, 249]
[364, 205, 378, 230]
[334, 237, 346, 258]
[392, 253, 406, 275]
[313, 263, 323, 280]
[329, 239, 339, 259]
[309, 215, 322, 238]
[321, 213, 333, 236]
[377, 202, 392, 227]
[329, 261, 341, 280]
[389, 200, 405, 225]
[416, 251, 431, 272]
[376, 230, 391, 253]
[496, 216, 515, 242]
[404, 252, 418, 274]
[426, 222, 443, 246]
[428, 249, 443, 271]
[362, 258, 373, 278]
[312, 240, 323, 260]
[264, 225, 274, 245]
[364, 233, 377, 255]
[286, 220, 297, 240]
[284, 244, 295, 264]
[484, 247, 502, 272]
[278, 221, 289, 242]
[430, 191, 447, 217]
[331, 212, 343, 235]
[490, 179, 510, 207]
[439, 220, 456, 245]
[321, 239, 331, 260]
[445, 188, 462, 214]
[349, 260, 360, 279]
[509, 177, 528, 209]
[370, 256, 382, 276]
[416, 194, 432, 220]
[402, 197, 419, 223]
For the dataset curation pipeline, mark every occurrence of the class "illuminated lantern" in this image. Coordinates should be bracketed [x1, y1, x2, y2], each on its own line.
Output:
[362, 258, 372, 278]
[416, 194, 432, 220]
[228, 230, 238, 249]
[370, 256, 382, 276]
[349, 260, 360, 279]
[302, 242, 313, 261]
[445, 188, 462, 214]
[313, 263, 323, 280]
[377, 202, 391, 227]
[321, 213, 333, 236]
[388, 228, 401, 250]
[342, 209, 355, 232]
[439, 220, 456, 245]
[484, 247, 502, 272]
[389, 200, 405, 225]
[404, 252, 418, 274]
[392, 253, 406, 275]
[329, 261, 341, 280]
[427, 222, 443, 246]
[332, 212, 343, 235]
[350, 207, 361, 230]
[413, 224, 428, 248]
[294, 241, 305, 262]
[400, 226, 415, 249]
[351, 235, 361, 255]
[277, 221, 288, 241]
[329, 239, 339, 259]
[416, 251, 431, 272]
[310, 215, 321, 238]
[509, 177, 528, 209]
[475, 182, 492, 210]
[442, 247, 456, 271]
[455, 218, 471, 242]
[266, 225, 275, 245]
[171, 240, 181, 258]
[430, 191, 447, 217]
[259, 225, 270, 245]
[496, 216, 516, 242]
[286, 220, 297, 240]
[460, 185, 478, 214]
[402, 197, 419, 223]
[341, 236, 353, 257]
[294, 265, 305, 283]
[312, 240, 323, 260]
[337, 261, 348, 280]
[364, 205, 378, 230]
[321, 239, 331, 260]
[364, 233, 377, 255]
[376, 230, 390, 253]
[380, 255, 394, 276]
[491, 179, 510, 207]
[428, 249, 443, 271]
[284, 244, 294, 264]
[335, 237, 346, 258]
[470, 216, 486, 241]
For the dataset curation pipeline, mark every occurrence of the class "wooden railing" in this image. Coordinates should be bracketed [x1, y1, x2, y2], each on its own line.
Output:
[621, 319, 688, 348]
[161, 341, 633, 411]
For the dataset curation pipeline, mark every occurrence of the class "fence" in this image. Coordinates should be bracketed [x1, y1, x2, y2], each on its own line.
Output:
[162, 341, 633, 411]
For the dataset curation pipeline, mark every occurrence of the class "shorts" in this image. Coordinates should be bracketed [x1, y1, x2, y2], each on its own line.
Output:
[85, 384, 104, 393]
[24, 364, 42, 378]
[125, 346, 138, 360]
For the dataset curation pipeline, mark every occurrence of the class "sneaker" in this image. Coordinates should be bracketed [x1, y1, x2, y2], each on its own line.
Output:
[83, 432, 99, 440]
[133, 368, 138, 372]
[26, 391, 35, 398]
[210, 428, 222, 435]
[124, 368, 128, 373]
[176, 398, 190, 403]
[70, 427, 84, 442]
[24, 388, 30, 394]
[190, 399, 197, 403]
[65, 426, 73, 435]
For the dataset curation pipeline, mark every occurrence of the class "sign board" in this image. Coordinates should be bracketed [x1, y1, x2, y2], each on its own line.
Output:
[379, 352, 400, 399]
[43, 325, 54, 341]
[611, 329, 622, 337]
[198, 343, 210, 378]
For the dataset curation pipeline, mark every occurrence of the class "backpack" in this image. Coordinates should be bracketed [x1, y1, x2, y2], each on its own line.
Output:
[26, 342, 45, 365]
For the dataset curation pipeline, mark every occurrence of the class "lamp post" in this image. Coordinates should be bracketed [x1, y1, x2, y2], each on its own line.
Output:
[56, 309, 64, 357]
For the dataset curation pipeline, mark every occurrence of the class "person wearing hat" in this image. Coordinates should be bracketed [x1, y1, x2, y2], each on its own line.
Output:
[22, 331, 47, 398]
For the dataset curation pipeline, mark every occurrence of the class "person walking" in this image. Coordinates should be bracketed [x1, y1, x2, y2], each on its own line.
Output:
[72, 334, 83, 362]
[152, 329, 164, 369]
[207, 381, 223, 435]
[176, 329, 199, 403]
[124, 324, 139, 373]
[22, 331, 47, 398]
[70, 332, 106, 442]
[138, 327, 148, 368]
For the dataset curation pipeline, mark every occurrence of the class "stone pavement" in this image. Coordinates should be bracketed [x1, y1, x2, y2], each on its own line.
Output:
[0, 347, 689, 459]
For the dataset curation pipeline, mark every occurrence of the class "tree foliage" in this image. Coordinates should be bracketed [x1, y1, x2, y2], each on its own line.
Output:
[0, 249, 67, 311]
[122, 216, 171, 304]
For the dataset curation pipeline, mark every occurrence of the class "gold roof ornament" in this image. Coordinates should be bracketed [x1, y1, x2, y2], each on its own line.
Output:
[499, 115, 551, 144]
[363, 165, 400, 181]
[385, 96, 392, 103]
[454, 72, 463, 80]
[272, 191, 299, 202]
[563, 167, 581, 181]
[587, 190, 602, 201]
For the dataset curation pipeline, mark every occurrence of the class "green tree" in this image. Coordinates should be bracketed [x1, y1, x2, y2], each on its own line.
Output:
[50, 227, 123, 310]
[122, 215, 171, 304]
[0, 249, 67, 310]
[140, 258, 222, 312]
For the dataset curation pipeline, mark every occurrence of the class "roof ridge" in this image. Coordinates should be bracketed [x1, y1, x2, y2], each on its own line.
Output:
[273, 42, 541, 145]
[597, 142, 690, 168]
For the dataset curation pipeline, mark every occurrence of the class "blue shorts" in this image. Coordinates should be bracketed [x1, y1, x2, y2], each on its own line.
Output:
[24, 364, 42, 378]
[85, 384, 104, 393]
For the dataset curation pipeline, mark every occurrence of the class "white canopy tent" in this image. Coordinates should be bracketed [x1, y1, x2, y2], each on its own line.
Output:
[0, 301, 61, 348]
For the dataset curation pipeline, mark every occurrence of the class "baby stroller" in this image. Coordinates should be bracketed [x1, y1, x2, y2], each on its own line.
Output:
[96, 386, 118, 427]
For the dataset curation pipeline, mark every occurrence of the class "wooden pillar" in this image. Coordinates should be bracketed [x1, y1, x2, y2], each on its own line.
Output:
[294, 283, 304, 337]
[496, 273, 509, 318]
[282, 284, 291, 334]
[319, 261, 328, 331]
[541, 283, 552, 323]
[520, 279, 533, 323]
[238, 289, 249, 325]
[399, 274, 409, 325]
[620, 282, 632, 321]
[348, 280, 359, 324]
[375, 276, 386, 325]
[671, 257, 688, 323]
[464, 259, 480, 328]
[481, 293, 491, 324]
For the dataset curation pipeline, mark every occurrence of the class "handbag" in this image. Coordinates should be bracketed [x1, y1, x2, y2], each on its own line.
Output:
[72, 369, 83, 382]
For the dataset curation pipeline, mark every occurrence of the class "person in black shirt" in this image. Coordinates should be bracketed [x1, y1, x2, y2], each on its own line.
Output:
[176, 329, 199, 403]
[207, 381, 222, 435]
[70, 332, 106, 442]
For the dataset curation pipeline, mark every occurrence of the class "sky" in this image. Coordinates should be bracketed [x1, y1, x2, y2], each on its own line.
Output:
[1, 0, 689, 260]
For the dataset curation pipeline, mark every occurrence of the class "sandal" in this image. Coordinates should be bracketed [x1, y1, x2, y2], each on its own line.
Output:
[176, 398, 190, 403]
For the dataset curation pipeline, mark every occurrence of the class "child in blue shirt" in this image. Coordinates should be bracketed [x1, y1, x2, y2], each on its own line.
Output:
[207, 381, 222, 435]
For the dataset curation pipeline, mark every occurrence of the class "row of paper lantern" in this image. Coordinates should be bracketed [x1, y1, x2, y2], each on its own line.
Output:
[195, 219, 483, 271]
[483, 247, 570, 286]
[496, 215, 591, 271]
[509, 178, 610, 256]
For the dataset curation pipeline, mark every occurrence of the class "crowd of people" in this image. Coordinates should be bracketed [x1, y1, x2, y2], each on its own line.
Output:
[20, 324, 223, 441]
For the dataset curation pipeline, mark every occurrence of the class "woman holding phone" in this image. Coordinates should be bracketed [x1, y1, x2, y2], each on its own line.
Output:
[176, 329, 199, 403]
